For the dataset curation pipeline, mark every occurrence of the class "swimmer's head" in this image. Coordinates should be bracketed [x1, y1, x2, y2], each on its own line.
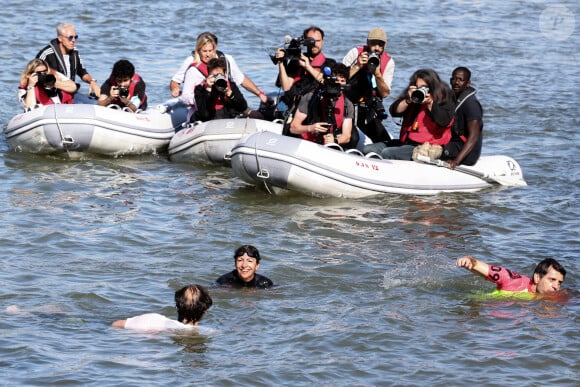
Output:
[532, 258, 566, 294]
[233, 245, 261, 263]
[174, 284, 213, 324]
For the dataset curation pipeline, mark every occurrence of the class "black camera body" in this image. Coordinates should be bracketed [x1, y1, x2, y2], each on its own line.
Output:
[319, 67, 349, 100]
[322, 76, 345, 99]
[411, 86, 430, 103]
[37, 72, 56, 88]
[117, 86, 129, 98]
[271, 35, 316, 64]
[212, 74, 228, 94]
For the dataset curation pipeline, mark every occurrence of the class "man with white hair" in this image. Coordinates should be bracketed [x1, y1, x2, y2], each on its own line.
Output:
[36, 22, 100, 98]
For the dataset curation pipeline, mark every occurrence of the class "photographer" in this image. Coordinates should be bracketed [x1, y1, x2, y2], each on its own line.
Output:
[98, 59, 147, 112]
[289, 63, 358, 150]
[363, 68, 454, 161]
[273, 27, 335, 131]
[180, 32, 267, 117]
[342, 28, 394, 143]
[192, 57, 248, 122]
[18, 58, 76, 110]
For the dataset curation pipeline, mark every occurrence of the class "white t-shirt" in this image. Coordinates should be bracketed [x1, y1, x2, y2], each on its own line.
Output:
[171, 55, 195, 84]
[124, 313, 193, 331]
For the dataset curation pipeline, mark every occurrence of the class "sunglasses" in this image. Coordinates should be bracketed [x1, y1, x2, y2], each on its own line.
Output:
[63, 35, 78, 41]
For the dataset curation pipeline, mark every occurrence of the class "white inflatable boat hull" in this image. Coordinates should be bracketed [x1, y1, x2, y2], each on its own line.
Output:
[168, 118, 283, 165]
[231, 131, 527, 197]
[4, 104, 187, 157]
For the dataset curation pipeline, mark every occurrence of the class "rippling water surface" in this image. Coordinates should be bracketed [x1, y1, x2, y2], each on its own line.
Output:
[1, 0, 578, 385]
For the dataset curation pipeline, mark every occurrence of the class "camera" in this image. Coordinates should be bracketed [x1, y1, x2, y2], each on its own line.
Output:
[270, 35, 316, 64]
[323, 77, 343, 99]
[411, 86, 430, 103]
[36, 72, 56, 88]
[367, 52, 380, 72]
[320, 66, 348, 99]
[212, 74, 228, 93]
[118, 86, 129, 98]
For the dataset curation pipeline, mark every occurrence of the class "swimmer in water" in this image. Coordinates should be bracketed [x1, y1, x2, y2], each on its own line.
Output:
[112, 284, 212, 331]
[456, 256, 566, 295]
[216, 245, 273, 289]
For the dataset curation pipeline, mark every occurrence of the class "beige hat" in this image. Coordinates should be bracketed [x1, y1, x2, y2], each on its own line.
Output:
[367, 28, 387, 43]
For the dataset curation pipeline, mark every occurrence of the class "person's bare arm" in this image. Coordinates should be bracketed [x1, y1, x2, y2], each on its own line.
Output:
[112, 319, 126, 328]
[456, 255, 489, 278]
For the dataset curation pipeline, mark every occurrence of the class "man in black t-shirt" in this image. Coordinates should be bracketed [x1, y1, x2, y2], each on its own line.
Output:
[442, 67, 483, 167]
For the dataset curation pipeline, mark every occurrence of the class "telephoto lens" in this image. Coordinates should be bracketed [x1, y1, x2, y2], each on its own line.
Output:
[411, 86, 429, 103]
[367, 53, 380, 72]
[213, 74, 228, 93]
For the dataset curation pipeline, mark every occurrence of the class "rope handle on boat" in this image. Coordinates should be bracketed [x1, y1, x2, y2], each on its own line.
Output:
[415, 155, 526, 187]
[253, 131, 273, 194]
[51, 105, 74, 154]
[106, 104, 143, 114]
[323, 143, 344, 152]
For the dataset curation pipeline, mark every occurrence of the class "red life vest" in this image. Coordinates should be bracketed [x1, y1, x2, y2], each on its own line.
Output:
[26, 85, 74, 105]
[108, 73, 147, 108]
[301, 94, 345, 143]
[293, 52, 327, 83]
[356, 46, 391, 77]
[188, 50, 228, 78]
[37, 86, 73, 105]
[189, 61, 209, 78]
[400, 105, 453, 145]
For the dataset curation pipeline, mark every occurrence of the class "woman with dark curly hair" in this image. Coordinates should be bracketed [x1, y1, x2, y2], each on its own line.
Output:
[364, 68, 455, 160]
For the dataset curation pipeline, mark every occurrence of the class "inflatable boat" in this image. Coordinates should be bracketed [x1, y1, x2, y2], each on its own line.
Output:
[230, 131, 527, 197]
[168, 117, 283, 165]
[4, 103, 187, 157]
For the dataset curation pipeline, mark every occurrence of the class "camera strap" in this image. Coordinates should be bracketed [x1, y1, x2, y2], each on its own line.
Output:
[455, 90, 476, 112]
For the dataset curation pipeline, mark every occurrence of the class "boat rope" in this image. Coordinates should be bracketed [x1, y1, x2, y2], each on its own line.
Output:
[253, 131, 273, 194]
[52, 104, 74, 156]
[243, 115, 250, 135]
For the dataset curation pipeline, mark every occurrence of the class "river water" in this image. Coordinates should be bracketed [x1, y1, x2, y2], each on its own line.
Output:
[1, 0, 578, 386]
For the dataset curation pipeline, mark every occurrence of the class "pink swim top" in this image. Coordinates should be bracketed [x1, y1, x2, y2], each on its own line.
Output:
[486, 265, 534, 292]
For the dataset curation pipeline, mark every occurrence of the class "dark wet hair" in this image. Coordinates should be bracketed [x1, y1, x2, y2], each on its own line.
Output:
[452, 66, 471, 81]
[233, 245, 261, 263]
[175, 284, 213, 324]
[111, 59, 135, 79]
[533, 258, 566, 279]
[303, 26, 324, 40]
[207, 57, 227, 73]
